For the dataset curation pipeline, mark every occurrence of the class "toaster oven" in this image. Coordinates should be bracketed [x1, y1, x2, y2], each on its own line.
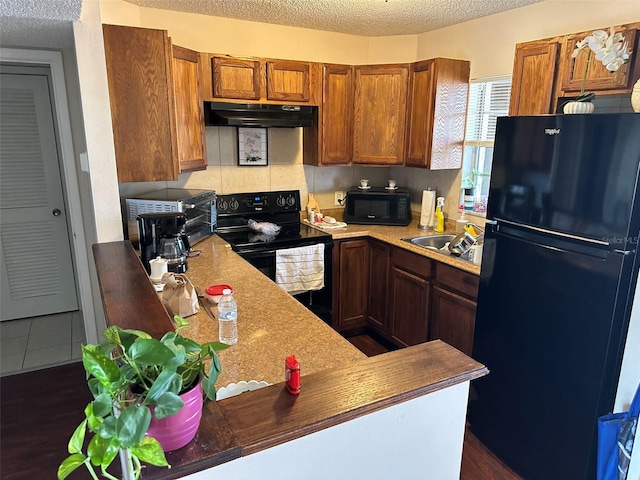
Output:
[125, 188, 217, 246]
[344, 187, 412, 226]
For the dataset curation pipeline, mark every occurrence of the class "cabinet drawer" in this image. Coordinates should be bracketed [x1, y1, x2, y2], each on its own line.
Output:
[392, 247, 431, 280]
[434, 263, 479, 300]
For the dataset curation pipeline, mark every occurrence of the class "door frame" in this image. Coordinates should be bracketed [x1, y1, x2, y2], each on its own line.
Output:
[0, 47, 97, 343]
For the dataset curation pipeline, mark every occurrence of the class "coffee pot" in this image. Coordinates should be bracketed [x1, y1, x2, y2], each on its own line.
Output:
[137, 212, 191, 274]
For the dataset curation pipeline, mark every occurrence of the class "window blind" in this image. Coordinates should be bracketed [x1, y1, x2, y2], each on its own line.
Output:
[465, 76, 512, 147]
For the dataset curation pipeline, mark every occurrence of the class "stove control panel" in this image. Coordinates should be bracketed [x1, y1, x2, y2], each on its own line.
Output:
[217, 190, 301, 215]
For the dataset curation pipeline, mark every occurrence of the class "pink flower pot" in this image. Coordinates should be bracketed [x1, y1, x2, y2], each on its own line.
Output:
[146, 381, 203, 452]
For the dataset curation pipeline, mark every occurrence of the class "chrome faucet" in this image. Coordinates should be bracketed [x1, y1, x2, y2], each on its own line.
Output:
[466, 223, 485, 243]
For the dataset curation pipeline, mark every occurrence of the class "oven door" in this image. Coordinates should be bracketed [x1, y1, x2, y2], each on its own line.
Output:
[237, 242, 333, 323]
[239, 249, 277, 279]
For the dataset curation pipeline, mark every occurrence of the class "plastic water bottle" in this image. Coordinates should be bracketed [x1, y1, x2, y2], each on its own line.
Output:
[217, 289, 237, 345]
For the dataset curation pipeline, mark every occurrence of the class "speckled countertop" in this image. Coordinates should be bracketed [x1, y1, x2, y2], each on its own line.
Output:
[176, 211, 479, 389]
[305, 209, 482, 276]
[177, 235, 365, 389]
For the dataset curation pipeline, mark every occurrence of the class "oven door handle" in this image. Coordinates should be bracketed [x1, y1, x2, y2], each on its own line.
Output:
[239, 248, 278, 257]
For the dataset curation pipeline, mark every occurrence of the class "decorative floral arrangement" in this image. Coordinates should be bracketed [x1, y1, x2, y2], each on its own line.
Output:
[571, 27, 631, 101]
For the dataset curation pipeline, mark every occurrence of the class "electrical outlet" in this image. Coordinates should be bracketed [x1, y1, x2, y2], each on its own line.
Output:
[334, 191, 346, 206]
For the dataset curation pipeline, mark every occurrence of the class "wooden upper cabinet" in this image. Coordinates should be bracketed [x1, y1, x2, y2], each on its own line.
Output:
[562, 27, 638, 92]
[211, 56, 261, 100]
[320, 64, 353, 165]
[405, 58, 469, 169]
[353, 64, 409, 165]
[103, 24, 179, 183]
[266, 60, 311, 102]
[172, 45, 207, 173]
[204, 55, 315, 103]
[509, 41, 560, 116]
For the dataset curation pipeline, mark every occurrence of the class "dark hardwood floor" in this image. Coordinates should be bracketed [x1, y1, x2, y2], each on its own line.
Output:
[1, 337, 521, 480]
[1, 362, 96, 480]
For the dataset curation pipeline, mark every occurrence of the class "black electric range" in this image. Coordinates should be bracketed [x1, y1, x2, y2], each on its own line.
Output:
[216, 190, 333, 322]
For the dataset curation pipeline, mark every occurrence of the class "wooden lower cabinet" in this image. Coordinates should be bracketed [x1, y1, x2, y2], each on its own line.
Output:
[389, 266, 430, 347]
[430, 262, 479, 356]
[430, 286, 476, 356]
[368, 240, 389, 334]
[387, 247, 432, 347]
[333, 240, 478, 354]
[333, 239, 370, 330]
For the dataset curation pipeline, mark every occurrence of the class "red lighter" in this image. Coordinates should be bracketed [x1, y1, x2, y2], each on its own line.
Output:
[285, 355, 300, 394]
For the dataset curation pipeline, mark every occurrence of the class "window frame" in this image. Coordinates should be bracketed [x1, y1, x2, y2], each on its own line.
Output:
[461, 75, 512, 215]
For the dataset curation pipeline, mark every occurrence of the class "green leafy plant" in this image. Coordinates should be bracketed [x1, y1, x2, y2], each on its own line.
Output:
[58, 316, 228, 480]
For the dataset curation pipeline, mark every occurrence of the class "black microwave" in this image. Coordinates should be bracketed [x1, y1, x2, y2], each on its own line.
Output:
[344, 187, 412, 226]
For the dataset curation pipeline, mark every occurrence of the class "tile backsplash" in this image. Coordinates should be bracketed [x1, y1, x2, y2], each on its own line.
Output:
[118, 126, 462, 221]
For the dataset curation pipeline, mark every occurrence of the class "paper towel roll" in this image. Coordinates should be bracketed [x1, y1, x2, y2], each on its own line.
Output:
[419, 190, 436, 229]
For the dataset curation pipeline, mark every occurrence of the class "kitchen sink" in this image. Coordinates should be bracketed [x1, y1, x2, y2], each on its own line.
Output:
[401, 234, 456, 251]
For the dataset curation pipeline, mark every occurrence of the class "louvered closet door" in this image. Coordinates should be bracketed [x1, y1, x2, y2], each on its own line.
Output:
[0, 72, 78, 320]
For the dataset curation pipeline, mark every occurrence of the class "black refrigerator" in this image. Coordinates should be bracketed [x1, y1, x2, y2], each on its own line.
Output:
[468, 113, 640, 480]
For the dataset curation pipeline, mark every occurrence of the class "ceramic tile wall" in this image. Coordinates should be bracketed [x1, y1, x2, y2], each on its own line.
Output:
[118, 127, 462, 222]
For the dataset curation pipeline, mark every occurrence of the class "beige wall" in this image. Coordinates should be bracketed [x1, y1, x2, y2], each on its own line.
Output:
[417, 0, 640, 79]
[104, 0, 640, 217]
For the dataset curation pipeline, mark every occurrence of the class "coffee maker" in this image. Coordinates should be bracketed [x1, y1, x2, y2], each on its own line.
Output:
[138, 212, 190, 274]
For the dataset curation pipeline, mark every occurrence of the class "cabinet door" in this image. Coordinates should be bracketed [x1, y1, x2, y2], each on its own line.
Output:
[509, 41, 560, 116]
[430, 286, 476, 356]
[172, 45, 207, 173]
[266, 60, 311, 102]
[211, 57, 261, 100]
[405, 58, 469, 169]
[405, 60, 435, 168]
[321, 64, 353, 165]
[562, 28, 638, 92]
[103, 24, 178, 182]
[368, 240, 389, 333]
[335, 240, 370, 329]
[389, 266, 429, 347]
[353, 65, 408, 165]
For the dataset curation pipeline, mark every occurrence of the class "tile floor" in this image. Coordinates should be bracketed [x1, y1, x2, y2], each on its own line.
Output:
[0, 311, 85, 376]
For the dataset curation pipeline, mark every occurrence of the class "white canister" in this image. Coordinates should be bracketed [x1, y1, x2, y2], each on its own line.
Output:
[149, 256, 168, 283]
[468, 245, 483, 266]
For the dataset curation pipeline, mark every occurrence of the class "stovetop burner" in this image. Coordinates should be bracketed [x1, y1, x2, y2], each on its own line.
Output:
[217, 224, 332, 252]
[216, 190, 332, 252]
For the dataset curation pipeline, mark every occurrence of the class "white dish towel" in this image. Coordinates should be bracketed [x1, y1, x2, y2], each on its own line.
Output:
[275, 244, 325, 295]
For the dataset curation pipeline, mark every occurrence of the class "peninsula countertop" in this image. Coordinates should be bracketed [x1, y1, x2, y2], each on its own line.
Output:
[92, 240, 488, 479]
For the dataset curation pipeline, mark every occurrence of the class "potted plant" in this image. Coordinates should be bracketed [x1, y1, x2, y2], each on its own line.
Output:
[564, 27, 631, 113]
[57, 315, 228, 480]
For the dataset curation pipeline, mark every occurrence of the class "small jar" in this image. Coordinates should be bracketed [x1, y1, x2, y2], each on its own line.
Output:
[308, 208, 316, 223]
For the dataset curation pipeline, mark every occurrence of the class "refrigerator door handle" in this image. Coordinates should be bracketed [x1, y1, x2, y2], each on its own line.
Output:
[494, 217, 610, 247]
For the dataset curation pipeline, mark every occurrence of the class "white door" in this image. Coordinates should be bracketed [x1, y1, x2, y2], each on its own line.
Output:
[0, 68, 78, 320]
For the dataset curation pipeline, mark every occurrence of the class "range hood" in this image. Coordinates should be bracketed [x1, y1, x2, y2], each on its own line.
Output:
[204, 101, 316, 128]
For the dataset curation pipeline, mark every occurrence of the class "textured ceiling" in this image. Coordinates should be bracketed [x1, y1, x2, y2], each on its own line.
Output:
[0, 0, 544, 50]
[123, 0, 545, 37]
[0, 0, 81, 48]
